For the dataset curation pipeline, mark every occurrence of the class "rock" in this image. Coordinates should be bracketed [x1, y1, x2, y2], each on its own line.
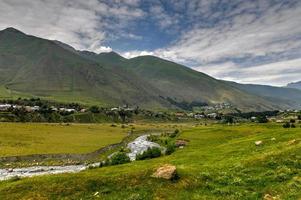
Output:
[152, 164, 177, 180]
[7, 168, 13, 173]
[94, 192, 99, 196]
[271, 138, 276, 141]
[255, 141, 263, 146]
[175, 140, 187, 147]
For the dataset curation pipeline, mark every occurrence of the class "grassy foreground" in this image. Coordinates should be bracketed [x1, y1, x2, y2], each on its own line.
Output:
[0, 123, 300, 199]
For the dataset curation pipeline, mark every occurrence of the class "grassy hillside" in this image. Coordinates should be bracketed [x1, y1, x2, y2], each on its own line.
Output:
[0, 123, 300, 199]
[227, 81, 301, 109]
[124, 56, 287, 111]
[0, 28, 168, 108]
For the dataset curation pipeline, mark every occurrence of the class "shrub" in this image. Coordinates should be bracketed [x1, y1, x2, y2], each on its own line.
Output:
[291, 123, 296, 128]
[170, 129, 179, 138]
[136, 147, 161, 160]
[283, 122, 290, 128]
[257, 116, 268, 123]
[110, 152, 130, 165]
[89, 106, 100, 113]
[165, 143, 176, 155]
[290, 119, 296, 123]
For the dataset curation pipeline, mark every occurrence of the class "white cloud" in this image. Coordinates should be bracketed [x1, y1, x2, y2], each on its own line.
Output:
[0, 0, 144, 52]
[193, 58, 301, 86]
[122, 50, 154, 58]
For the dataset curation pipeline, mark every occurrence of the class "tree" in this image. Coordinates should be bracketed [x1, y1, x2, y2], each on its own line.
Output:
[136, 147, 161, 160]
[283, 122, 290, 128]
[110, 152, 130, 165]
[257, 116, 268, 123]
[89, 106, 100, 113]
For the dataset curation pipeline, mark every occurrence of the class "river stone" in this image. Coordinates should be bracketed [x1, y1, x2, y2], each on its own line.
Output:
[152, 164, 177, 180]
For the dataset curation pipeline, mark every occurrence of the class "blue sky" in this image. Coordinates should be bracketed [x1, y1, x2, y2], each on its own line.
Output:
[0, 0, 300, 86]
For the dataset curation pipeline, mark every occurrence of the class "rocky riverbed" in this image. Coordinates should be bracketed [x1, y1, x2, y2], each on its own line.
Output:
[0, 163, 100, 181]
[0, 134, 163, 181]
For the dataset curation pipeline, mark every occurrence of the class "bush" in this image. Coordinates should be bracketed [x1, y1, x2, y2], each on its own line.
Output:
[110, 152, 130, 165]
[291, 123, 296, 128]
[257, 116, 268, 123]
[136, 147, 161, 160]
[170, 129, 179, 138]
[290, 119, 296, 123]
[283, 122, 290, 128]
[165, 143, 176, 155]
[89, 106, 100, 113]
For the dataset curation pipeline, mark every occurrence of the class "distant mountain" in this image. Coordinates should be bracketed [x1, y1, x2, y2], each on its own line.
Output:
[0, 27, 300, 111]
[287, 81, 301, 90]
[226, 82, 301, 109]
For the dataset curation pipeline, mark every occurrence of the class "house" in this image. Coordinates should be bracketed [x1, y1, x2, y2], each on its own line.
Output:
[0, 104, 11, 111]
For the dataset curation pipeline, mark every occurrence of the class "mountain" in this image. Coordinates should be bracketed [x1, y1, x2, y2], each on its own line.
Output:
[0, 27, 300, 111]
[227, 82, 301, 109]
[0, 27, 169, 108]
[287, 81, 301, 90]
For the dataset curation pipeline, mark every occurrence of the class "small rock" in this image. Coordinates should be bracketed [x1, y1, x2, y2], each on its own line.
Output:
[271, 138, 276, 141]
[152, 164, 177, 180]
[7, 168, 13, 173]
[94, 192, 99, 196]
[255, 141, 263, 146]
[179, 146, 184, 149]
[175, 140, 188, 147]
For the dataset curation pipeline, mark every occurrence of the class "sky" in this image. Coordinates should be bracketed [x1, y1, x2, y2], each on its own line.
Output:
[0, 0, 300, 86]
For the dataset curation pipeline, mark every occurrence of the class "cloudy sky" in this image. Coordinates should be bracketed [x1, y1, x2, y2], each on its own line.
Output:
[0, 0, 300, 86]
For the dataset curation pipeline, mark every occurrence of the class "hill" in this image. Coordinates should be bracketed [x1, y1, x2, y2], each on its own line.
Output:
[227, 82, 301, 109]
[123, 56, 291, 111]
[287, 81, 301, 90]
[0, 27, 169, 108]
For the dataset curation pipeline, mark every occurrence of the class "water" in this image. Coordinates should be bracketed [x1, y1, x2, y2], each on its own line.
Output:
[0, 134, 163, 181]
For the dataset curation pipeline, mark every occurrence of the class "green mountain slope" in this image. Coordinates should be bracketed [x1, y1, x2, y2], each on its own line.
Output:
[123, 56, 294, 111]
[0, 28, 168, 108]
[227, 82, 301, 109]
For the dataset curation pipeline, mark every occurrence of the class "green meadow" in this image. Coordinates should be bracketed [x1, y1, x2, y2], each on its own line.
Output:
[0, 123, 300, 199]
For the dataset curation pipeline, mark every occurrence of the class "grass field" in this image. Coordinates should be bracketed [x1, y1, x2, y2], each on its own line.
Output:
[0, 123, 130, 157]
[0, 123, 300, 199]
[0, 122, 181, 157]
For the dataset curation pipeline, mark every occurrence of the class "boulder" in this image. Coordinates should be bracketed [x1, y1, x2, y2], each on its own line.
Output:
[152, 164, 177, 180]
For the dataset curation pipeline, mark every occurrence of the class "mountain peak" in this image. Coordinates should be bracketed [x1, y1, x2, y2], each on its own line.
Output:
[1, 27, 24, 34]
